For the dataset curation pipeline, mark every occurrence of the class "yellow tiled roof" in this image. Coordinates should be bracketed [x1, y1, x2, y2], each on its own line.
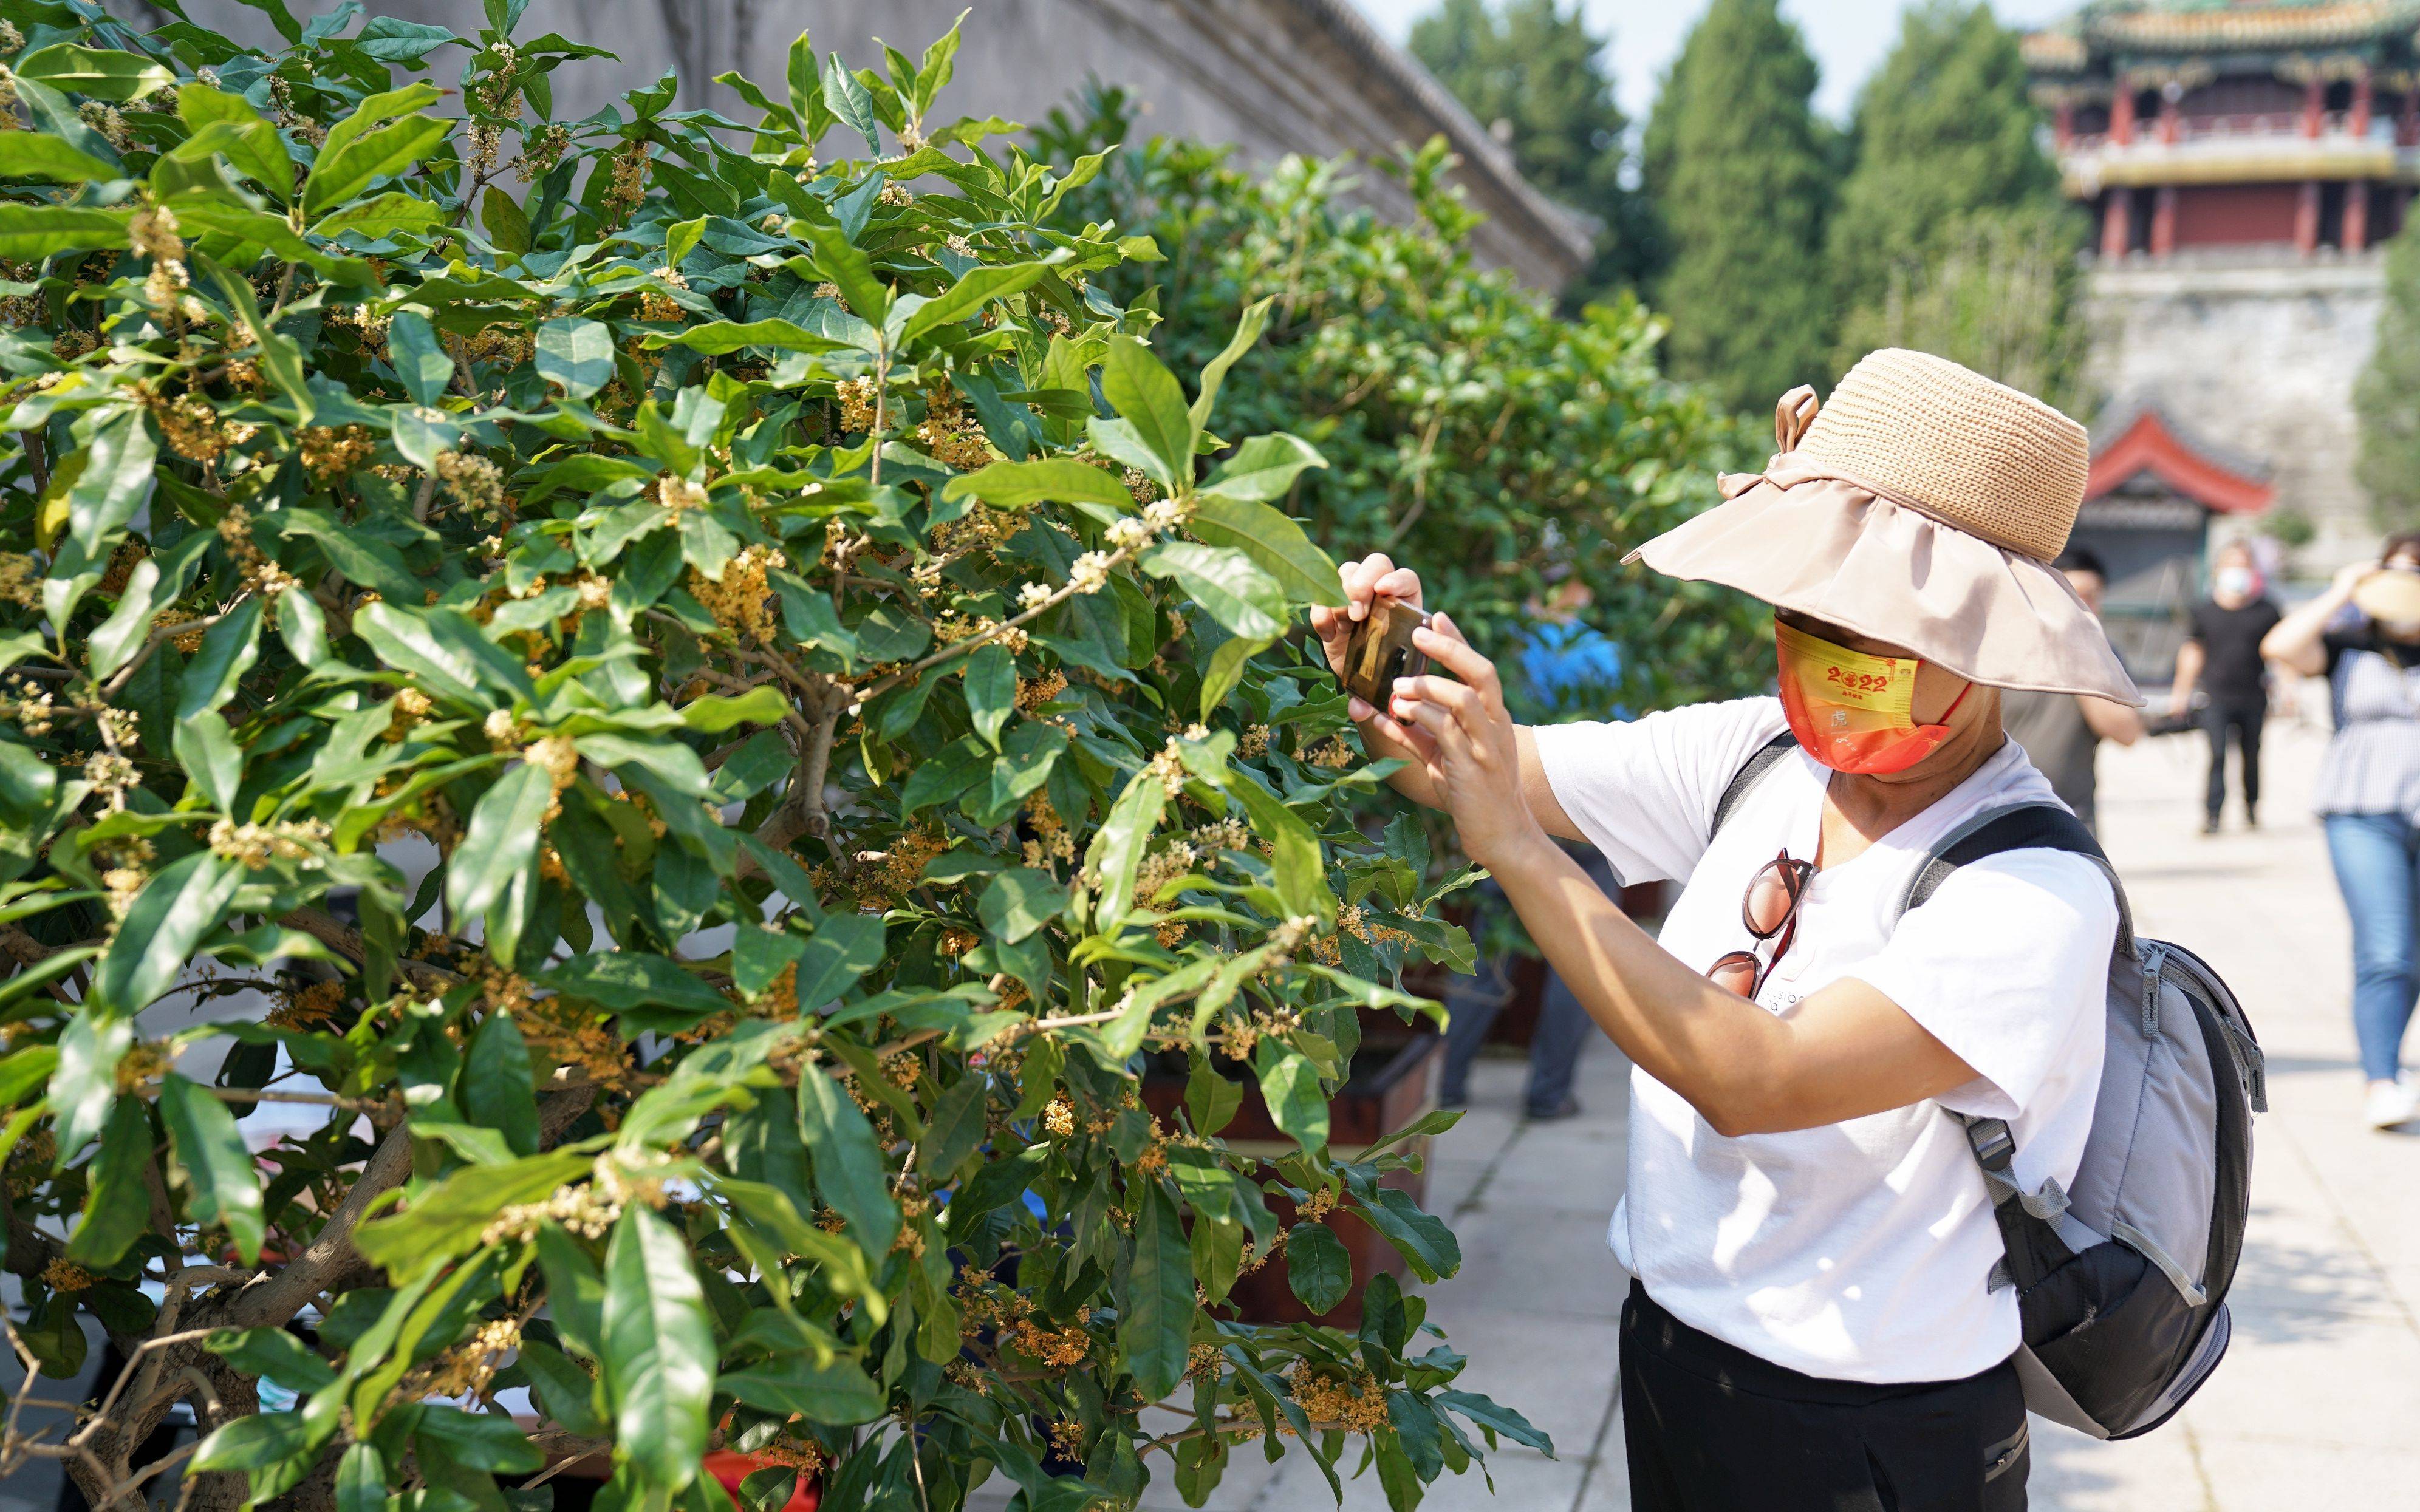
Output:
[2029, 2, 2420, 60]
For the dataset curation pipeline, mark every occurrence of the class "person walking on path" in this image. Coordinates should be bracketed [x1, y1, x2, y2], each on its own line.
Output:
[2260, 534, 2420, 1129]
[2002, 547, 2144, 836]
[1314, 350, 2138, 1510]
[2172, 539, 2283, 833]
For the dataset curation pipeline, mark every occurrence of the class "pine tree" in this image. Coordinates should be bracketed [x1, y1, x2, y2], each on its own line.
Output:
[1409, 0, 1655, 299]
[1828, 1, 2084, 397]
[2356, 215, 2420, 528]
[1640, 0, 1837, 412]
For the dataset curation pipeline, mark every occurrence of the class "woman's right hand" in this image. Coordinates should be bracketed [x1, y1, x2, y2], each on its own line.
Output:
[1310, 553, 1424, 720]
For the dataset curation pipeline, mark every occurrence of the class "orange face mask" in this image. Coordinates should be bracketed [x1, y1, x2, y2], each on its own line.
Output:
[1774, 619, 1970, 775]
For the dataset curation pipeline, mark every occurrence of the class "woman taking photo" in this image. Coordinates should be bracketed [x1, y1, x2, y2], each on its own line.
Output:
[1313, 350, 2136, 1509]
[2261, 534, 2420, 1129]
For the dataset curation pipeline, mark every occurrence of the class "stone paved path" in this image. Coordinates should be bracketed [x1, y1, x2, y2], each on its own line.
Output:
[1180, 713, 2420, 1510]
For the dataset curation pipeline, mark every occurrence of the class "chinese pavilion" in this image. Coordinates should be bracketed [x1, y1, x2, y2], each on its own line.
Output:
[2025, 2, 2413, 582]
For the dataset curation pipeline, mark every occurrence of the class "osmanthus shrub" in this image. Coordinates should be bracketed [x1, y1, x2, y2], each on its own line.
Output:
[0, 5, 1542, 1511]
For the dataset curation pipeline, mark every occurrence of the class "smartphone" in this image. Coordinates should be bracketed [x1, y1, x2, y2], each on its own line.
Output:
[1341, 598, 1431, 707]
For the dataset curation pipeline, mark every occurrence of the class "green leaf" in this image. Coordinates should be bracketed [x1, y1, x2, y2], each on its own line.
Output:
[897, 261, 1053, 344]
[1084, 766, 1167, 926]
[1118, 1181, 1193, 1400]
[160, 1074, 265, 1264]
[0, 203, 129, 259]
[304, 111, 454, 219]
[1101, 336, 1193, 484]
[1203, 432, 1326, 503]
[1188, 495, 1344, 606]
[940, 457, 1134, 524]
[733, 925, 807, 1000]
[535, 952, 730, 1017]
[791, 914, 889, 1007]
[14, 44, 174, 101]
[678, 685, 788, 732]
[535, 316, 615, 400]
[171, 710, 242, 812]
[91, 852, 241, 1015]
[602, 1205, 716, 1491]
[352, 1150, 588, 1280]
[518, 1338, 606, 1437]
[796, 1066, 898, 1258]
[1200, 634, 1272, 722]
[798, 220, 887, 326]
[720, 1357, 887, 1426]
[311, 192, 443, 239]
[824, 52, 882, 152]
[643, 318, 850, 356]
[64, 1094, 151, 1265]
[207, 1327, 338, 1393]
[191, 1407, 323, 1474]
[918, 1072, 988, 1181]
[0, 740, 55, 831]
[176, 84, 293, 202]
[0, 134, 123, 182]
[482, 183, 532, 254]
[1140, 542, 1283, 640]
[415, 1405, 542, 1473]
[50, 1012, 129, 1153]
[387, 309, 453, 407]
[1434, 1390, 1555, 1456]
[463, 1012, 540, 1159]
[977, 867, 1063, 944]
[354, 603, 530, 707]
[444, 761, 553, 924]
[1229, 775, 1332, 923]
[1190, 296, 1273, 432]
[175, 594, 264, 721]
[1253, 1041, 1328, 1153]
[962, 642, 1016, 748]
[1284, 1219, 1352, 1315]
[334, 1443, 384, 1512]
[66, 405, 157, 556]
[1354, 1185, 1461, 1282]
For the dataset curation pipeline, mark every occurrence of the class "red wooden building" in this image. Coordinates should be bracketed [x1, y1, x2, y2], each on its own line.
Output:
[2026, 2, 2420, 259]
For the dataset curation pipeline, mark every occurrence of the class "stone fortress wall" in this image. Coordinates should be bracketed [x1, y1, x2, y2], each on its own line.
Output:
[2083, 249, 2387, 571]
[143, 0, 1589, 291]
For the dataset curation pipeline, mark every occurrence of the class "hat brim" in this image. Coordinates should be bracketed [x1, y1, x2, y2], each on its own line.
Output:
[2352, 569, 2420, 625]
[1625, 463, 2145, 707]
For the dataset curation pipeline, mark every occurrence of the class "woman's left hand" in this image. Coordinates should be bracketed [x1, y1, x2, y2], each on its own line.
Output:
[1386, 613, 1548, 871]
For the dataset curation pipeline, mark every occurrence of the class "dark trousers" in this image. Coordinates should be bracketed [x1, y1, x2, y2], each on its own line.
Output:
[1621, 1282, 2029, 1511]
[1436, 849, 1613, 1117]
[2203, 697, 2266, 822]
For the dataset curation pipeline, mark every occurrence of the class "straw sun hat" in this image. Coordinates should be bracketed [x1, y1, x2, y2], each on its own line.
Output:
[2351, 566, 2420, 627]
[1626, 347, 2144, 707]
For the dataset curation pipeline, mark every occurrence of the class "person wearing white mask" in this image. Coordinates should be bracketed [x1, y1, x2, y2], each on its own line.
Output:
[2171, 540, 2283, 834]
[2263, 533, 2420, 1129]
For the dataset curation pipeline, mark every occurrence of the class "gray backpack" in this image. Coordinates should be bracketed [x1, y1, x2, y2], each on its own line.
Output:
[1715, 736, 2264, 1439]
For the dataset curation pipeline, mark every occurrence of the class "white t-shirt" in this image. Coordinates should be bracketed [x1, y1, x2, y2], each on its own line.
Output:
[1531, 696, 2115, 1384]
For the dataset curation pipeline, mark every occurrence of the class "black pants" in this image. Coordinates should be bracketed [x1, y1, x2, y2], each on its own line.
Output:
[1621, 1282, 2029, 1511]
[2203, 697, 2265, 822]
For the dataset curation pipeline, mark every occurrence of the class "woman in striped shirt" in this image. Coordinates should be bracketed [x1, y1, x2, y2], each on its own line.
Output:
[2263, 532, 2420, 1129]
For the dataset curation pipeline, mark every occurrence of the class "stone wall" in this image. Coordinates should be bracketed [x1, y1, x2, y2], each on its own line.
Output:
[2082, 248, 2387, 572]
[137, 0, 1589, 290]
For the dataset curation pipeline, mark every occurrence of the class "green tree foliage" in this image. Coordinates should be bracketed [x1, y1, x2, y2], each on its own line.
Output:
[1039, 103, 1770, 720]
[1639, 0, 1838, 414]
[1827, 1, 2085, 398]
[1408, 0, 1657, 299]
[0, 7, 1547, 1509]
[2357, 213, 2420, 529]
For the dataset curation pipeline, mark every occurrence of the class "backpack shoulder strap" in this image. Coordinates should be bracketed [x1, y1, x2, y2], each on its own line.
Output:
[1898, 802, 2136, 959]
[1709, 732, 1798, 840]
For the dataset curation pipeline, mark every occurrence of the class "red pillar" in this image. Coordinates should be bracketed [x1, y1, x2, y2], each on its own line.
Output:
[2348, 182, 2371, 251]
[2102, 191, 2132, 257]
[2353, 68, 2376, 137]
[2151, 186, 2178, 256]
[2159, 86, 2181, 145]
[2055, 100, 2075, 149]
[2401, 87, 2420, 147]
[2112, 89, 2136, 145]
[2303, 76, 2325, 137]
[2295, 180, 2322, 253]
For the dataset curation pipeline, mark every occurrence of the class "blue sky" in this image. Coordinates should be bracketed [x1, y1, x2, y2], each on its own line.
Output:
[1351, 0, 2080, 124]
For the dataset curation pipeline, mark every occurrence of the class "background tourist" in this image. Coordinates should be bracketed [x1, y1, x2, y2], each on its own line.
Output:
[2261, 536, 2420, 1129]
[2171, 540, 2284, 834]
[2003, 548, 2144, 835]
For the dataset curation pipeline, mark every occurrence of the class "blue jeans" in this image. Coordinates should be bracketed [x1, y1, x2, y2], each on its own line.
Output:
[2324, 812, 2420, 1082]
